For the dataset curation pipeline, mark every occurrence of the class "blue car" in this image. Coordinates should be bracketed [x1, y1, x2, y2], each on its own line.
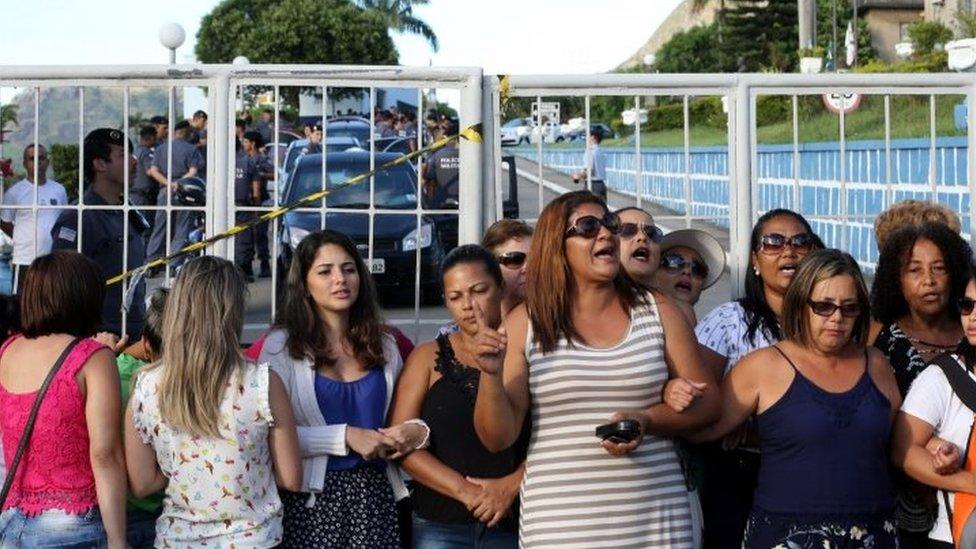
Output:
[278, 151, 448, 304]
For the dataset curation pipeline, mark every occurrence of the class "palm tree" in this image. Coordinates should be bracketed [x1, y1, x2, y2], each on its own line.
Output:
[0, 104, 18, 144]
[358, 0, 439, 52]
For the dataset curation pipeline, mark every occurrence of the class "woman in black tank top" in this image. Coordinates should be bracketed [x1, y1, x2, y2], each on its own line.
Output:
[388, 245, 526, 548]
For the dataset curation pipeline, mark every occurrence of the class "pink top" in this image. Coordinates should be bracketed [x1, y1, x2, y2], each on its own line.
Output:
[0, 336, 105, 515]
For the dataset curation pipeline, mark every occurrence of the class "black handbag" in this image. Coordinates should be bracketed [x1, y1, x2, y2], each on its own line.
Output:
[0, 337, 81, 508]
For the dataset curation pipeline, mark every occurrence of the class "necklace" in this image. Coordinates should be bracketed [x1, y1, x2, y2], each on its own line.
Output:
[905, 336, 960, 355]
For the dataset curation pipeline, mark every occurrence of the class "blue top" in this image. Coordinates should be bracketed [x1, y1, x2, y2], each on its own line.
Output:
[314, 368, 387, 471]
[754, 346, 893, 517]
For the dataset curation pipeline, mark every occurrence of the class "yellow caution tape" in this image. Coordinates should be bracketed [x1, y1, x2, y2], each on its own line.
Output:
[106, 123, 484, 286]
[498, 75, 510, 108]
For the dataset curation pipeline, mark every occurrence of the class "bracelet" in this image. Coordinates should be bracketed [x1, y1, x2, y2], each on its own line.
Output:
[403, 418, 431, 450]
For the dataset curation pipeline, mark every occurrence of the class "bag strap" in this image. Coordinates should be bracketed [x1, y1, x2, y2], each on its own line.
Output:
[0, 337, 82, 509]
[934, 352, 976, 413]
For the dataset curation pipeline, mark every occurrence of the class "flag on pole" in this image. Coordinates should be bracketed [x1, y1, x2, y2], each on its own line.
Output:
[845, 21, 857, 67]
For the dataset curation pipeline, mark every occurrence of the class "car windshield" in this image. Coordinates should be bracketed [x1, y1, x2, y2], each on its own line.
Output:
[287, 160, 418, 209]
[502, 119, 524, 129]
[284, 145, 305, 174]
[327, 124, 370, 145]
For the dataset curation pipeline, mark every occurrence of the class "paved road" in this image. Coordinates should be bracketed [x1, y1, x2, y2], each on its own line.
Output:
[163, 153, 735, 345]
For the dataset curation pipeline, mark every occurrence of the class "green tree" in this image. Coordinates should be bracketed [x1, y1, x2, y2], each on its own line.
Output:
[358, 0, 438, 52]
[718, 0, 798, 72]
[196, 0, 397, 65]
[655, 24, 722, 73]
[0, 104, 18, 144]
[815, 0, 876, 67]
[49, 143, 79, 201]
[196, 0, 399, 108]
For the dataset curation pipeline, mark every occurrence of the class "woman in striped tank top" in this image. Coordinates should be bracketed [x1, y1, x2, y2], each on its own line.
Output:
[470, 191, 721, 548]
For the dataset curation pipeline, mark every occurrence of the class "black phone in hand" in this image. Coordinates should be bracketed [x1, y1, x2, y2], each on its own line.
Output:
[595, 419, 641, 444]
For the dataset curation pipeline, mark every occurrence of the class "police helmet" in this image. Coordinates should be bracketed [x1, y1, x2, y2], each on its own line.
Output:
[175, 176, 206, 206]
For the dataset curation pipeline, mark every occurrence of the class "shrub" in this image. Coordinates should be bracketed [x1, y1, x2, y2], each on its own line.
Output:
[49, 143, 79, 202]
[908, 20, 953, 55]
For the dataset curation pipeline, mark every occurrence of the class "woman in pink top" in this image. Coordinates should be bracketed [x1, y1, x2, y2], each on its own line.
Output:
[0, 250, 127, 547]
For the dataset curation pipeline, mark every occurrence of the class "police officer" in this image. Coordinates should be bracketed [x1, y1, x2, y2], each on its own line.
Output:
[51, 128, 148, 337]
[422, 120, 459, 208]
[146, 120, 204, 268]
[242, 131, 273, 277]
[301, 122, 323, 156]
[572, 129, 608, 201]
[131, 125, 157, 206]
[233, 139, 262, 282]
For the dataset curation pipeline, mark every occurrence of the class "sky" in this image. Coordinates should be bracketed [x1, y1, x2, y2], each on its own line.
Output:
[0, 0, 684, 73]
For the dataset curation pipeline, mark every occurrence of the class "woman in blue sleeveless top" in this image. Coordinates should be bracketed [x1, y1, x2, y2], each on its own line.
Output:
[688, 249, 902, 547]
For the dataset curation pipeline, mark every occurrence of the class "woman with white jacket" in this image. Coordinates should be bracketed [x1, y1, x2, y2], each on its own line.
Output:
[259, 230, 427, 547]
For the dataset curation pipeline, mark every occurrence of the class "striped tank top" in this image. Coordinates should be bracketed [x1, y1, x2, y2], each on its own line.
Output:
[520, 293, 693, 548]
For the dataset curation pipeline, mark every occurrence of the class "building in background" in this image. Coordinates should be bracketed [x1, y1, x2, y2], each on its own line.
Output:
[859, 0, 924, 63]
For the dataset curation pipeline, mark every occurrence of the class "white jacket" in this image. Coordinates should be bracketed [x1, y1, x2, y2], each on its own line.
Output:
[259, 329, 409, 502]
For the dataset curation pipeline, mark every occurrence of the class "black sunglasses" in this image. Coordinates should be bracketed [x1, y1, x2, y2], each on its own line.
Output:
[959, 297, 976, 316]
[661, 253, 709, 279]
[619, 222, 663, 242]
[497, 251, 527, 269]
[565, 213, 621, 238]
[760, 233, 814, 254]
[808, 300, 861, 318]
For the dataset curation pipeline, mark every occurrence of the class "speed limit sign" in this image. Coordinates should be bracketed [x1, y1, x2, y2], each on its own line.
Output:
[822, 92, 862, 115]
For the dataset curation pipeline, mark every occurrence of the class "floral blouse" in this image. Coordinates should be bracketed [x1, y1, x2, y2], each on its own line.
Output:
[132, 362, 283, 548]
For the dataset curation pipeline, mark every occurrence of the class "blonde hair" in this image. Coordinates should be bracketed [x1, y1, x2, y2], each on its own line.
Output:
[155, 256, 247, 438]
[874, 200, 962, 251]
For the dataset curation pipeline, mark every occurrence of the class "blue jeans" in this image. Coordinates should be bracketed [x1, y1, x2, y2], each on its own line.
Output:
[125, 507, 159, 549]
[0, 507, 107, 548]
[412, 514, 517, 549]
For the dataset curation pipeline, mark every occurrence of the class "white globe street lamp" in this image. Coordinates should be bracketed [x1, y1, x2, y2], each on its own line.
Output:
[232, 56, 251, 65]
[159, 23, 186, 65]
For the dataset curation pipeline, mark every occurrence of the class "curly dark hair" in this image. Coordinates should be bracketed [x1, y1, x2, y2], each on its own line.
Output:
[274, 230, 386, 370]
[870, 222, 972, 326]
[739, 209, 825, 344]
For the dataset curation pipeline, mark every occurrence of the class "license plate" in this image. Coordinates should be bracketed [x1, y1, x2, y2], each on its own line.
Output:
[370, 259, 385, 274]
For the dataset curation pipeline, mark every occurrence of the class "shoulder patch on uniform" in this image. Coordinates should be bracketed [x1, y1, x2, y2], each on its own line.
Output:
[58, 226, 77, 243]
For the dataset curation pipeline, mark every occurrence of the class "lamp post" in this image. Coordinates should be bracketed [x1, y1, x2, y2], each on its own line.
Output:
[158, 22, 185, 65]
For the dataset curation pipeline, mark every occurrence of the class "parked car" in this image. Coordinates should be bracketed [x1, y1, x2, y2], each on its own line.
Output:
[277, 151, 448, 304]
[277, 136, 363, 195]
[327, 116, 372, 145]
[500, 117, 532, 146]
[559, 122, 617, 142]
[375, 136, 416, 155]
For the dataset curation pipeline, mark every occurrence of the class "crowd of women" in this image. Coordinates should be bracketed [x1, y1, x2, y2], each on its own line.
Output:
[1, 191, 975, 549]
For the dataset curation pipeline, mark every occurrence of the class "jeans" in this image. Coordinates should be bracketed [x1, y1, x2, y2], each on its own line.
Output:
[0, 507, 107, 548]
[412, 514, 517, 549]
[125, 508, 159, 549]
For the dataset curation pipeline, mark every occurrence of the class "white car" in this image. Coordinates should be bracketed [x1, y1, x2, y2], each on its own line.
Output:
[500, 118, 532, 146]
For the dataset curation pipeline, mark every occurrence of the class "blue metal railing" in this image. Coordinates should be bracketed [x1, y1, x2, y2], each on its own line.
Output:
[515, 137, 970, 272]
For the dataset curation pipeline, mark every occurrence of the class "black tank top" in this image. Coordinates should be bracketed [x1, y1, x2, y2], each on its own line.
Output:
[412, 333, 528, 528]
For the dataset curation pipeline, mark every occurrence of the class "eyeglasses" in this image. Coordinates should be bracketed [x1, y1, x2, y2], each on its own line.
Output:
[660, 253, 709, 279]
[760, 233, 814, 254]
[496, 251, 527, 269]
[808, 300, 861, 318]
[619, 222, 663, 242]
[958, 297, 976, 316]
[565, 213, 621, 238]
